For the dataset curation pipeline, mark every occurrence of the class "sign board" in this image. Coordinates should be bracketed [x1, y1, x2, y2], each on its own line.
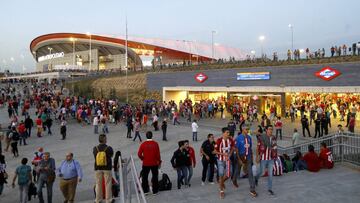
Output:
[237, 72, 270, 80]
[38, 52, 65, 62]
[194, 73, 208, 83]
[315, 66, 341, 81]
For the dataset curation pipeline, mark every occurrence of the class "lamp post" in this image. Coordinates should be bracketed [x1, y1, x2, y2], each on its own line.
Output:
[47, 47, 53, 71]
[211, 30, 216, 62]
[69, 37, 77, 67]
[125, 16, 129, 104]
[288, 24, 294, 52]
[259, 35, 265, 58]
[86, 32, 92, 72]
[183, 40, 192, 65]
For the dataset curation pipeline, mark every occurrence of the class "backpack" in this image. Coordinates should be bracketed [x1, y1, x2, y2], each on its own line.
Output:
[95, 146, 108, 167]
[17, 165, 30, 185]
[158, 173, 172, 191]
[12, 132, 20, 141]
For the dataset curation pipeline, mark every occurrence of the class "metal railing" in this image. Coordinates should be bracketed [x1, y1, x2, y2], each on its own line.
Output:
[116, 155, 147, 203]
[278, 132, 360, 166]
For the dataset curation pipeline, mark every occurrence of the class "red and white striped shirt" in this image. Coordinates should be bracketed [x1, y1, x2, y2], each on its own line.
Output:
[215, 137, 234, 161]
[261, 147, 272, 161]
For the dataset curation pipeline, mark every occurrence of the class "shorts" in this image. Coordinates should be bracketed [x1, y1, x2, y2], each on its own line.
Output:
[217, 159, 232, 177]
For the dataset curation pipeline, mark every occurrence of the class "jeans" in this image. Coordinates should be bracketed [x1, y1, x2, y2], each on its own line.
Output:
[19, 133, 27, 145]
[217, 160, 232, 177]
[294, 160, 307, 171]
[302, 126, 311, 137]
[256, 159, 274, 190]
[37, 177, 53, 203]
[187, 166, 193, 184]
[245, 159, 256, 191]
[192, 132, 197, 141]
[133, 131, 142, 142]
[19, 183, 29, 203]
[275, 129, 282, 140]
[176, 166, 188, 188]
[201, 158, 215, 182]
[141, 165, 159, 194]
[162, 129, 167, 140]
[94, 125, 98, 134]
[102, 124, 109, 134]
[26, 127, 31, 137]
[47, 126, 52, 135]
[0, 183, 4, 195]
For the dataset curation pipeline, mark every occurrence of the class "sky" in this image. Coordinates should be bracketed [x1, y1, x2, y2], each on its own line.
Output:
[0, 0, 359, 72]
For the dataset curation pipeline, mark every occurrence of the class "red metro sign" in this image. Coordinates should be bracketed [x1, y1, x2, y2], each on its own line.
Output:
[315, 66, 341, 81]
[194, 73, 208, 83]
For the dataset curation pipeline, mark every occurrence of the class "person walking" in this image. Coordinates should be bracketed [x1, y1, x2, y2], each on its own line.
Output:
[314, 116, 321, 138]
[184, 140, 196, 186]
[236, 126, 258, 197]
[152, 114, 159, 131]
[37, 152, 56, 203]
[93, 134, 114, 203]
[36, 116, 43, 137]
[57, 152, 83, 203]
[133, 119, 142, 142]
[60, 119, 67, 140]
[9, 126, 20, 157]
[0, 153, 6, 196]
[348, 115, 355, 133]
[137, 131, 161, 195]
[161, 119, 168, 141]
[25, 116, 34, 137]
[301, 115, 311, 137]
[126, 117, 133, 138]
[214, 127, 235, 199]
[292, 128, 300, 146]
[191, 120, 199, 142]
[12, 158, 32, 203]
[320, 115, 329, 137]
[200, 134, 215, 185]
[45, 117, 53, 136]
[255, 125, 277, 196]
[171, 141, 190, 189]
[18, 121, 27, 146]
[93, 116, 99, 134]
[274, 117, 283, 140]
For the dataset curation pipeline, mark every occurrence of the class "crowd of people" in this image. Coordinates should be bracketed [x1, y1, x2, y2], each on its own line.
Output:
[0, 80, 354, 202]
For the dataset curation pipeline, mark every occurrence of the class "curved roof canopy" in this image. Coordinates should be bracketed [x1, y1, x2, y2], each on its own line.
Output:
[30, 33, 247, 62]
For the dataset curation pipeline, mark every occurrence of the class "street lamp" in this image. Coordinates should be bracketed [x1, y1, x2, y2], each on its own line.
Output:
[183, 40, 192, 65]
[259, 35, 265, 57]
[48, 47, 53, 71]
[211, 30, 217, 62]
[288, 24, 294, 51]
[86, 32, 92, 72]
[69, 37, 77, 67]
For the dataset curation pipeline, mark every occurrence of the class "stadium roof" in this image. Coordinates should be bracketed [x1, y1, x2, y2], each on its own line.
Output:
[30, 33, 247, 61]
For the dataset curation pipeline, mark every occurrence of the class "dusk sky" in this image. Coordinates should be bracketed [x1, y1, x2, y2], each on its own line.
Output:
[0, 0, 359, 72]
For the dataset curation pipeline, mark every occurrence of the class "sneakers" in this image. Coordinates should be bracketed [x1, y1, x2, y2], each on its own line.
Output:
[209, 182, 215, 185]
[201, 182, 205, 186]
[268, 190, 275, 195]
[220, 191, 225, 199]
[250, 190, 258, 197]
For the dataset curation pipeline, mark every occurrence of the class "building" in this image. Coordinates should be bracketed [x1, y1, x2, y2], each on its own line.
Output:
[30, 33, 247, 72]
[147, 62, 360, 116]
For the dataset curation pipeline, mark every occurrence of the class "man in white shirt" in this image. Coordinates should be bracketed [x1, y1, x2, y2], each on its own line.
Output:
[192, 120, 199, 142]
[292, 128, 300, 146]
[93, 116, 99, 134]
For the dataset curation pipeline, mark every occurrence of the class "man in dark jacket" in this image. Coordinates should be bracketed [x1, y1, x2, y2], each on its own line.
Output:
[321, 115, 329, 137]
[24, 116, 33, 137]
[314, 117, 321, 138]
[93, 134, 114, 203]
[301, 115, 311, 137]
[161, 119, 167, 141]
[171, 141, 190, 189]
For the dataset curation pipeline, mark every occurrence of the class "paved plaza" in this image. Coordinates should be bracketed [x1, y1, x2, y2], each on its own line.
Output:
[0, 106, 359, 203]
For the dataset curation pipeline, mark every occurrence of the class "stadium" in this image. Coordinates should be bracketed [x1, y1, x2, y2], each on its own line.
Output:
[30, 33, 247, 72]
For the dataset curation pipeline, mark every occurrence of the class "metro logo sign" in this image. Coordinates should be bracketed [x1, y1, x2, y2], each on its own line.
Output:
[194, 73, 208, 83]
[315, 66, 341, 81]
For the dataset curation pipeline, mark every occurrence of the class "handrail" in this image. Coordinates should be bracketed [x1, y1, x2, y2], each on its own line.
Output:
[118, 156, 125, 203]
[130, 155, 147, 203]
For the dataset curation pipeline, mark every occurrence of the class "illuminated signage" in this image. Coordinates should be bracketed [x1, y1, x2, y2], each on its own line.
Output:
[315, 66, 341, 81]
[237, 72, 270, 80]
[38, 52, 65, 62]
[194, 73, 208, 83]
